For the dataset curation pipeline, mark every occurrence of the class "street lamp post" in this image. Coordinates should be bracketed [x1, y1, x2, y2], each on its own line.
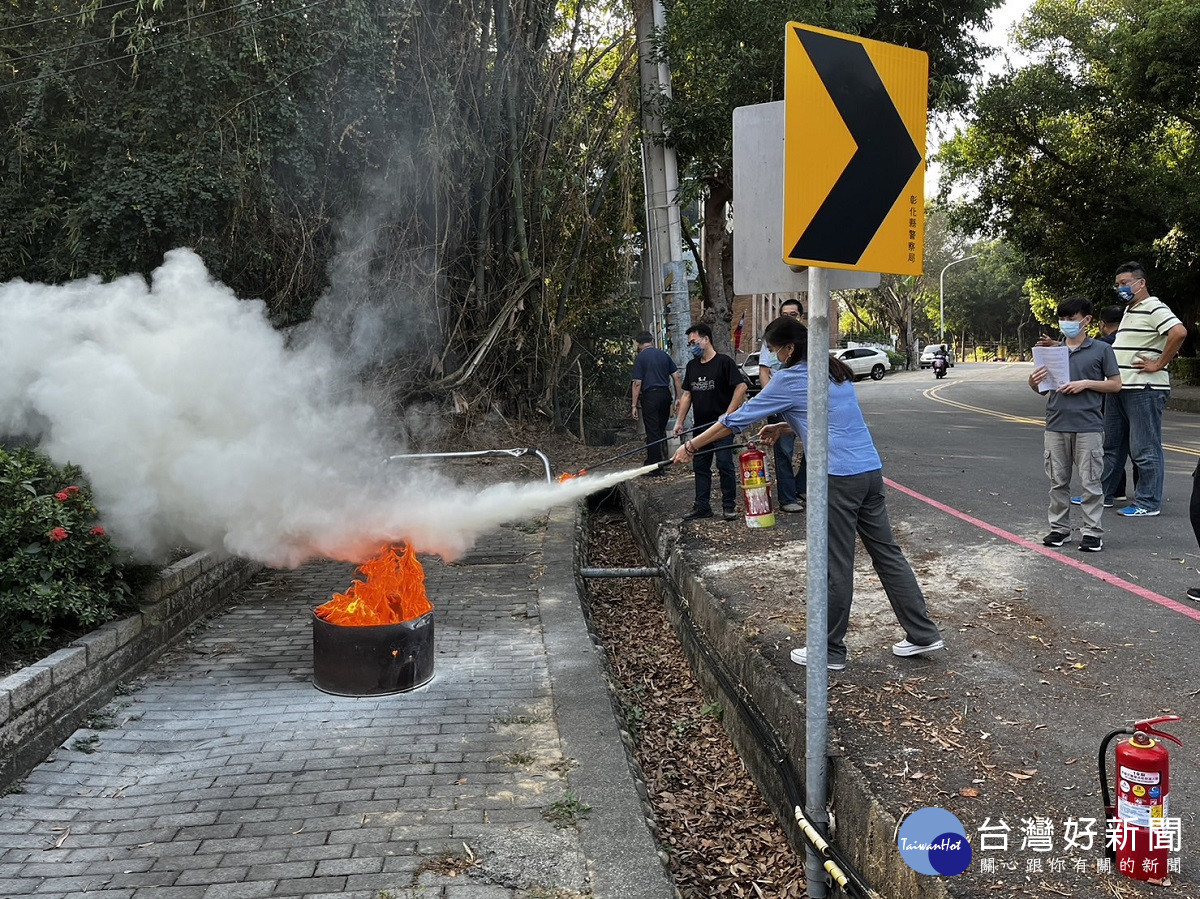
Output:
[939, 254, 979, 343]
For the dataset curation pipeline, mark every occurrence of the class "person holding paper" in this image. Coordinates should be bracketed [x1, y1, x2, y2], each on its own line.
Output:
[1028, 297, 1121, 551]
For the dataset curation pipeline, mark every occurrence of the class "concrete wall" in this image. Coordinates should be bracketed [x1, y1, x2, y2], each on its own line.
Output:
[619, 482, 949, 899]
[0, 552, 262, 790]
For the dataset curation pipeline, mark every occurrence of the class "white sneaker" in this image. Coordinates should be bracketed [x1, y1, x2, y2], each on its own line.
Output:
[892, 638, 946, 657]
[790, 647, 846, 670]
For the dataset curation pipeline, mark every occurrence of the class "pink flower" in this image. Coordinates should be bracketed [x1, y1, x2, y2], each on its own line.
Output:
[54, 491, 69, 501]
[49, 527, 69, 542]
[66, 486, 80, 495]
[90, 526, 106, 537]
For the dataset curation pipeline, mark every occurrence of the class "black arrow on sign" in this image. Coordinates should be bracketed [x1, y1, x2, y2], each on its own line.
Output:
[789, 27, 922, 265]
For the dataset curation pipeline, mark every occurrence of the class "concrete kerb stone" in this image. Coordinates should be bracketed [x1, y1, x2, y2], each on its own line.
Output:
[540, 503, 675, 899]
[0, 550, 262, 790]
[618, 480, 949, 899]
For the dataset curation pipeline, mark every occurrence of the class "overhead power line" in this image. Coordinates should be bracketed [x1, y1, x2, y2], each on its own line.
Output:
[3, 0, 276, 67]
[0, 0, 136, 34]
[0, 0, 334, 91]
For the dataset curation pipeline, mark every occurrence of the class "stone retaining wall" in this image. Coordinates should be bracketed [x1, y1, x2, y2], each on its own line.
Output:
[0, 552, 262, 789]
[619, 482, 948, 899]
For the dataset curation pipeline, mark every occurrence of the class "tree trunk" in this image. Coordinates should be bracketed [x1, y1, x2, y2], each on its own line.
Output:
[702, 170, 733, 354]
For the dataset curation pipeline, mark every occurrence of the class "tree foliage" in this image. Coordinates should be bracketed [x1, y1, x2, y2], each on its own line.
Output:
[652, 0, 1003, 351]
[939, 0, 1200, 325]
[1, 0, 645, 427]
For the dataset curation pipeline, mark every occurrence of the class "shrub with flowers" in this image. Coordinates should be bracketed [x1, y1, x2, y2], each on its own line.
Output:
[0, 446, 140, 664]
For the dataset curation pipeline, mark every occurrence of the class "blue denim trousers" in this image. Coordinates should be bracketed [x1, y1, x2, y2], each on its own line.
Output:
[1102, 388, 1168, 511]
[773, 432, 799, 505]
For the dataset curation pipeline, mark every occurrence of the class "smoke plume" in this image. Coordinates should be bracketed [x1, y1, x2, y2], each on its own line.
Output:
[0, 249, 637, 567]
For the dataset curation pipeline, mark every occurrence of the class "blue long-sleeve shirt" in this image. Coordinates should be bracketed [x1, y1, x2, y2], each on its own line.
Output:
[718, 363, 881, 476]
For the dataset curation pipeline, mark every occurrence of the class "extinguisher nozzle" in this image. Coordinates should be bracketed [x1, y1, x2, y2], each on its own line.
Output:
[655, 460, 673, 470]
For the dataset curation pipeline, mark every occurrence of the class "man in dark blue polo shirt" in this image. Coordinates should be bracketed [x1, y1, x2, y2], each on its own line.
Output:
[631, 331, 681, 468]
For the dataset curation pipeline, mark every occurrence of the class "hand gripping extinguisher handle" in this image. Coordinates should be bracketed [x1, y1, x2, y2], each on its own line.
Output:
[1135, 715, 1183, 747]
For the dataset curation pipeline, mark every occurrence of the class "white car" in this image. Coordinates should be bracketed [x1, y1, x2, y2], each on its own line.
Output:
[740, 352, 761, 393]
[829, 347, 891, 381]
[920, 345, 955, 368]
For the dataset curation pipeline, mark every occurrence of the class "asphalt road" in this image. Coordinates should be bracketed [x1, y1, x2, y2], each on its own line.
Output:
[861, 361, 1200, 605]
[851, 361, 1200, 890]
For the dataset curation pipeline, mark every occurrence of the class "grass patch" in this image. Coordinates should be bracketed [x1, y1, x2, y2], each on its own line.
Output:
[71, 734, 101, 753]
[543, 790, 591, 829]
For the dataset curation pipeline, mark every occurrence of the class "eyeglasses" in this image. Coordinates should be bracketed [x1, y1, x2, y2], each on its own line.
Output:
[781, 310, 801, 318]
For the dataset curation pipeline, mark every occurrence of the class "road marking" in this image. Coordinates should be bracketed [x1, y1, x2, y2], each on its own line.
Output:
[885, 476, 1200, 623]
[922, 373, 1200, 457]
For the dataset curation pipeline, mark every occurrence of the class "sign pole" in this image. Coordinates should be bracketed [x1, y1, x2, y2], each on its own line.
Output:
[804, 265, 831, 899]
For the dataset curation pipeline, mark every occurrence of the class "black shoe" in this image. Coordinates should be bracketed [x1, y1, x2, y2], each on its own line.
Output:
[1078, 535, 1103, 552]
[1187, 587, 1200, 602]
[682, 507, 712, 520]
[1042, 531, 1069, 547]
[722, 509, 739, 521]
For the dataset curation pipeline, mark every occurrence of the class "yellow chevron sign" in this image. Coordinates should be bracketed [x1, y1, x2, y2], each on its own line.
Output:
[784, 23, 928, 275]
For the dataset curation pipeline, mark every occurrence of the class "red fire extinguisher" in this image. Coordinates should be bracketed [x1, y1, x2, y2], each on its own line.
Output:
[738, 443, 775, 529]
[1099, 715, 1182, 882]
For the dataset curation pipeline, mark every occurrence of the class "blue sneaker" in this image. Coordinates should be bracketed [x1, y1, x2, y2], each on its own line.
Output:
[1118, 505, 1160, 517]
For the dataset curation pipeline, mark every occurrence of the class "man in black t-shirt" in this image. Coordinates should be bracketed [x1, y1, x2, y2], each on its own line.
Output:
[672, 323, 748, 520]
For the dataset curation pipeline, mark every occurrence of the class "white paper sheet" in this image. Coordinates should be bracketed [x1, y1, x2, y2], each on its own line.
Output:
[1032, 345, 1070, 393]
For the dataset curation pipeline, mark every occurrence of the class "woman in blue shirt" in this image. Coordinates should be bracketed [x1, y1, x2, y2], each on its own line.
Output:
[670, 316, 943, 670]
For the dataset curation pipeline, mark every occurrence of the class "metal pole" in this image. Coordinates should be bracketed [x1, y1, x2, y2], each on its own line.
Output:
[938, 254, 979, 343]
[386, 448, 553, 483]
[578, 567, 664, 579]
[804, 266, 830, 899]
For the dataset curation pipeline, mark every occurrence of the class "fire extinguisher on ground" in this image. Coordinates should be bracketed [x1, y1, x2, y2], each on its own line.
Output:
[738, 443, 776, 529]
[1099, 715, 1183, 883]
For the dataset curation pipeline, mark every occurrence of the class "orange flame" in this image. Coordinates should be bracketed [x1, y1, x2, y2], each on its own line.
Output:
[315, 543, 432, 626]
[557, 469, 586, 482]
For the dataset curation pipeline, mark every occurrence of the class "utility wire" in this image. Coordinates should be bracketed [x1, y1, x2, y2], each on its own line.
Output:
[0, 0, 333, 90]
[3, 0, 277, 67]
[0, 0, 135, 34]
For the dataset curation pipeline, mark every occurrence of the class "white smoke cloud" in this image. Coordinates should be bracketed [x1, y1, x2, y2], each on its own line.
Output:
[0, 249, 643, 567]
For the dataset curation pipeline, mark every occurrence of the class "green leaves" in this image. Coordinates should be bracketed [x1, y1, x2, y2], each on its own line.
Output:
[0, 447, 137, 663]
[941, 0, 1200, 315]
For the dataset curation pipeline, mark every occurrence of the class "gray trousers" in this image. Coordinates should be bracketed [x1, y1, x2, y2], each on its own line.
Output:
[826, 469, 941, 664]
[1045, 430, 1104, 538]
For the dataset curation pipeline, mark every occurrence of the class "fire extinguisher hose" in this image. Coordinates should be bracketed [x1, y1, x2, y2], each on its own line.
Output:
[1098, 726, 1134, 861]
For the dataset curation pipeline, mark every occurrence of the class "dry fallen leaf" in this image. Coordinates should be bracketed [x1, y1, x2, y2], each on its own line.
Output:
[959, 787, 981, 798]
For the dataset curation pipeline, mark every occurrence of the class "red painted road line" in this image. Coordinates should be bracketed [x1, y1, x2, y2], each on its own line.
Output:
[884, 476, 1200, 624]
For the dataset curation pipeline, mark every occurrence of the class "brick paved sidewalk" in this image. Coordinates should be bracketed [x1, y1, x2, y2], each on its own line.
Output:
[0, 508, 672, 899]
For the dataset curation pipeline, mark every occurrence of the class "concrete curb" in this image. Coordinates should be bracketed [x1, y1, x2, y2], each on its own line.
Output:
[619, 481, 950, 899]
[0, 551, 262, 789]
[539, 504, 676, 899]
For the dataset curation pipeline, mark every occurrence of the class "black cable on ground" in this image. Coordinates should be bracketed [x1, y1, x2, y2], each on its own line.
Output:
[583, 469, 880, 895]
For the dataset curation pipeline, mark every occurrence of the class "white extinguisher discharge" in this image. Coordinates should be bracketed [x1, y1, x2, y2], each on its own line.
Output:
[738, 443, 776, 529]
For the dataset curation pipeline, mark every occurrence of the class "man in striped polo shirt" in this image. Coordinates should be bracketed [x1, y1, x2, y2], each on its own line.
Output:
[1102, 262, 1188, 516]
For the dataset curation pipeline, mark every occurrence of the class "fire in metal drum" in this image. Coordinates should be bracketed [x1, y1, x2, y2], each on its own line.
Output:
[311, 611, 434, 696]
